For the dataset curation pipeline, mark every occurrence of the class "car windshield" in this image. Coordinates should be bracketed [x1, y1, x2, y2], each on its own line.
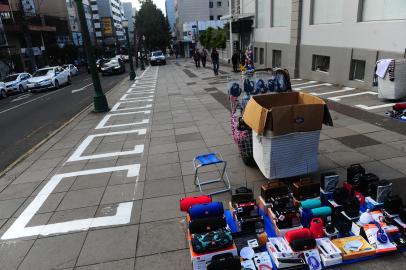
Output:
[152, 51, 163, 56]
[62, 65, 69, 69]
[106, 60, 118, 65]
[4, 74, 19, 82]
[33, 69, 53, 77]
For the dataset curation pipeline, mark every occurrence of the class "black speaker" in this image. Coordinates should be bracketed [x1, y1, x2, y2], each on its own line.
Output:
[368, 180, 392, 203]
[333, 187, 349, 205]
[189, 216, 226, 234]
[347, 164, 365, 185]
[207, 253, 241, 270]
[384, 195, 403, 215]
[356, 173, 379, 195]
[344, 196, 360, 218]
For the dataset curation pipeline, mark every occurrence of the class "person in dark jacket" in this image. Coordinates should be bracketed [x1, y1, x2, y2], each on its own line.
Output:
[193, 49, 201, 68]
[211, 48, 219, 75]
[231, 52, 239, 72]
[201, 48, 208, 68]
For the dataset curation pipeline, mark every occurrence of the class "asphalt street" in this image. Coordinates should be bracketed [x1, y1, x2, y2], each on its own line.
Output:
[0, 67, 129, 173]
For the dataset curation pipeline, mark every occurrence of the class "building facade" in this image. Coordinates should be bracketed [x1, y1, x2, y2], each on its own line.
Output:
[234, 0, 406, 90]
[122, 2, 134, 44]
[165, 0, 176, 32]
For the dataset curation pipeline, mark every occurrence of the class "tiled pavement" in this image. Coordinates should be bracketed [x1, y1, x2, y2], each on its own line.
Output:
[0, 60, 406, 269]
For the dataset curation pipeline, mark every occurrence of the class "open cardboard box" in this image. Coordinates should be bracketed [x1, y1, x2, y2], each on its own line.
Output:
[243, 92, 333, 135]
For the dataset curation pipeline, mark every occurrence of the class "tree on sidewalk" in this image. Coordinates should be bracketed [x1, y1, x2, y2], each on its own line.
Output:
[135, 0, 171, 52]
[199, 27, 227, 50]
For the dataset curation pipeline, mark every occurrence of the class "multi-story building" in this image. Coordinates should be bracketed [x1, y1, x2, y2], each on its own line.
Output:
[232, 0, 406, 90]
[209, 0, 228, 21]
[65, 0, 95, 46]
[165, 0, 176, 32]
[122, 1, 134, 44]
[94, 0, 125, 53]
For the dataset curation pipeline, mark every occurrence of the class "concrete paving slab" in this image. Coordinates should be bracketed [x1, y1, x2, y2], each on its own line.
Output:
[134, 249, 191, 270]
[140, 194, 185, 223]
[75, 258, 135, 270]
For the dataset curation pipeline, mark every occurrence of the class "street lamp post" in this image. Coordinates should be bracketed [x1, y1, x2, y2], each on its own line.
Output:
[122, 19, 136, 80]
[75, 0, 109, 112]
[140, 35, 145, 70]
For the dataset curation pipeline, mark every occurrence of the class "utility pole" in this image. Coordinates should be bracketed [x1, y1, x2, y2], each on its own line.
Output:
[20, 0, 37, 72]
[75, 0, 109, 112]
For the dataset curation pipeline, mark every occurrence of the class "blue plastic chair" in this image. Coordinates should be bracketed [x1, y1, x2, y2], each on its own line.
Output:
[193, 152, 231, 195]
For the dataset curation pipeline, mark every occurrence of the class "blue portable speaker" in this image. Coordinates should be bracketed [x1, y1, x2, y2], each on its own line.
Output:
[189, 202, 224, 220]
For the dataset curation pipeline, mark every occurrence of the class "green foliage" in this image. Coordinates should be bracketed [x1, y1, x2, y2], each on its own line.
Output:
[135, 0, 171, 51]
[199, 27, 227, 50]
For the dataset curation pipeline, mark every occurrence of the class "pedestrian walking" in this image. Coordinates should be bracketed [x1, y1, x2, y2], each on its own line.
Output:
[211, 48, 220, 75]
[193, 49, 201, 68]
[231, 52, 239, 72]
[201, 48, 208, 68]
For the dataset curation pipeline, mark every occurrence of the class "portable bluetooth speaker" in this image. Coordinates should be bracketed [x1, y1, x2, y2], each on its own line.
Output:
[189, 216, 226, 234]
[301, 199, 322, 210]
[285, 228, 312, 243]
[189, 202, 224, 220]
[347, 164, 365, 185]
[285, 228, 316, 251]
[311, 206, 332, 217]
[180, 195, 212, 212]
[310, 218, 324, 238]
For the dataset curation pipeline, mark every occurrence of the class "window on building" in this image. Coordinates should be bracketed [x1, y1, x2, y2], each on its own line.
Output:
[209, 1, 213, 8]
[254, 47, 258, 63]
[312, 55, 330, 72]
[259, 48, 264, 65]
[312, 0, 343, 24]
[257, 0, 267, 27]
[217, 1, 222, 7]
[217, 15, 222, 20]
[272, 50, 282, 67]
[272, 0, 289, 27]
[362, 0, 406, 21]
[349, 59, 366, 81]
[210, 15, 214, 20]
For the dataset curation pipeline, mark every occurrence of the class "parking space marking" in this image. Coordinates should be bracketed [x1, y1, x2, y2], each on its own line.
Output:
[291, 81, 317, 87]
[328, 91, 378, 101]
[71, 83, 93, 93]
[67, 128, 146, 162]
[294, 83, 332, 91]
[10, 93, 32, 103]
[356, 103, 397, 110]
[95, 110, 151, 129]
[126, 89, 155, 94]
[310, 87, 355, 96]
[111, 101, 153, 112]
[1, 165, 139, 240]
[120, 94, 154, 101]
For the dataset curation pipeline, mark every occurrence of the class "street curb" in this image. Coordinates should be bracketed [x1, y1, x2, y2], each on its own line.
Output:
[0, 73, 136, 179]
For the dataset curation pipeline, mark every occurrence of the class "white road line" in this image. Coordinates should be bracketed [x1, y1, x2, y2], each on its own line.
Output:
[120, 94, 154, 101]
[356, 103, 396, 110]
[294, 83, 332, 91]
[95, 110, 151, 129]
[1, 165, 139, 240]
[328, 91, 378, 101]
[291, 81, 318, 87]
[111, 101, 153, 112]
[291, 78, 303, 81]
[71, 83, 93, 93]
[11, 93, 32, 103]
[310, 87, 355, 96]
[67, 128, 146, 162]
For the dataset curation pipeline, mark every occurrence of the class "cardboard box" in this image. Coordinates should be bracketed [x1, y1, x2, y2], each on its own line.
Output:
[243, 92, 333, 136]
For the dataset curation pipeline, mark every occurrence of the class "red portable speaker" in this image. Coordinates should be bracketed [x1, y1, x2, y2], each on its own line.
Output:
[284, 228, 312, 244]
[310, 218, 324, 238]
[180, 195, 212, 212]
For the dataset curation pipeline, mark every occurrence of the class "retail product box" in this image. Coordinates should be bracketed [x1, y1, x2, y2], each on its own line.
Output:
[267, 208, 303, 236]
[253, 130, 320, 179]
[332, 235, 375, 260]
[315, 238, 342, 267]
[363, 224, 397, 254]
[243, 92, 333, 136]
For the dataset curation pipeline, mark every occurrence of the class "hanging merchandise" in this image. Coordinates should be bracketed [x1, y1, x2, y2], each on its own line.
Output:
[228, 80, 242, 97]
[377, 59, 406, 100]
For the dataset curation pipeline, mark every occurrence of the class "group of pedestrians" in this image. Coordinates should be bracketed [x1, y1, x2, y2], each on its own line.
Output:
[192, 48, 220, 76]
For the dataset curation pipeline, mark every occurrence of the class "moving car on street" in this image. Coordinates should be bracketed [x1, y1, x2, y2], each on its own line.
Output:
[96, 58, 108, 71]
[62, 64, 79, 76]
[27, 66, 71, 92]
[2, 73, 32, 95]
[150, 50, 166, 66]
[0, 82, 6, 99]
[101, 58, 125, 75]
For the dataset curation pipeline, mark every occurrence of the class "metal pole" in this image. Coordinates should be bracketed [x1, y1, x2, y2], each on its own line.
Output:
[124, 26, 136, 80]
[140, 35, 145, 70]
[75, 0, 109, 112]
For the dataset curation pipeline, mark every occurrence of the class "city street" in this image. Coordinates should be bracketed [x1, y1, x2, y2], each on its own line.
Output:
[0, 67, 130, 174]
[0, 60, 405, 269]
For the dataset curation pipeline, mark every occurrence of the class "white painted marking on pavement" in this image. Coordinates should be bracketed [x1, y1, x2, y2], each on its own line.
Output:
[120, 94, 154, 101]
[1, 165, 139, 240]
[291, 81, 317, 87]
[294, 83, 332, 91]
[71, 83, 93, 93]
[328, 91, 378, 101]
[95, 111, 151, 129]
[11, 93, 31, 103]
[126, 89, 155, 94]
[291, 78, 303, 81]
[310, 87, 355, 96]
[67, 128, 146, 162]
[356, 103, 397, 110]
[111, 101, 153, 112]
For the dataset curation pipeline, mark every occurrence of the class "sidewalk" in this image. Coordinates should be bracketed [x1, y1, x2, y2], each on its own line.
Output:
[0, 60, 406, 269]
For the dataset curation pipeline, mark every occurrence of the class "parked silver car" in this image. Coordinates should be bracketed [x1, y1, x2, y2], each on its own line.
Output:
[3, 73, 32, 95]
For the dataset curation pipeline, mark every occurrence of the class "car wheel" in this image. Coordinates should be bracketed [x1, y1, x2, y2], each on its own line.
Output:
[67, 76, 72, 85]
[0, 89, 7, 99]
[54, 80, 60, 89]
[19, 85, 25, 93]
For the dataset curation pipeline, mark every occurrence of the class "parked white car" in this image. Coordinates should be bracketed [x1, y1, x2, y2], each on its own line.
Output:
[150, 50, 166, 66]
[62, 64, 79, 76]
[0, 82, 6, 99]
[27, 66, 71, 92]
[3, 73, 32, 95]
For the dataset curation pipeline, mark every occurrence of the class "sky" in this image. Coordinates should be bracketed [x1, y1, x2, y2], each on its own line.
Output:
[125, 0, 167, 15]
